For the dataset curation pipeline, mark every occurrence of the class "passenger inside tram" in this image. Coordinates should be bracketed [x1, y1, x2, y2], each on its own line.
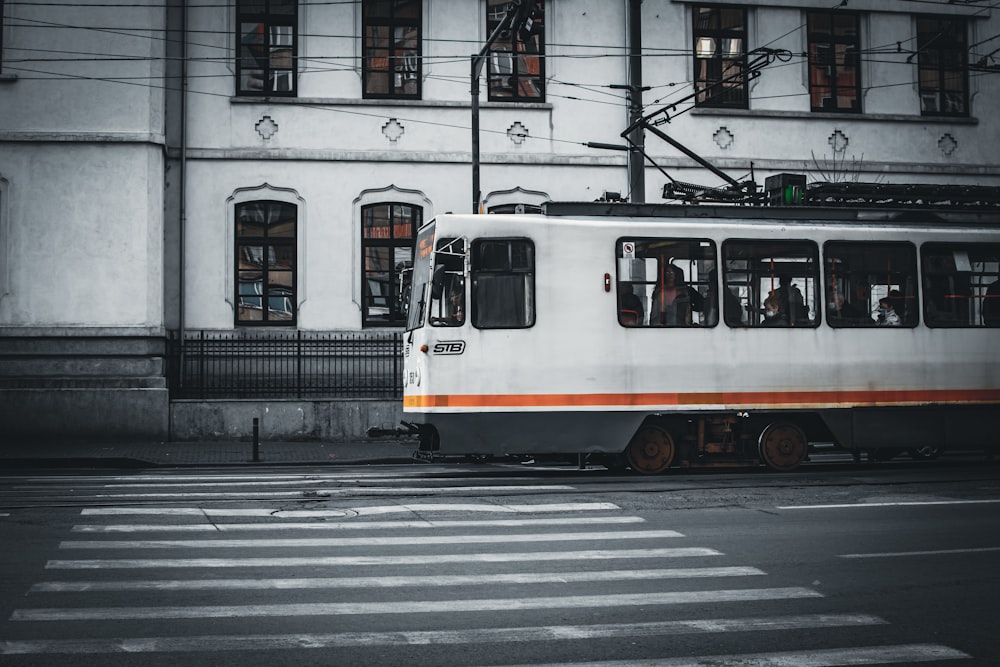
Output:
[877, 290, 903, 326]
[649, 265, 693, 326]
[761, 294, 783, 325]
[828, 281, 874, 325]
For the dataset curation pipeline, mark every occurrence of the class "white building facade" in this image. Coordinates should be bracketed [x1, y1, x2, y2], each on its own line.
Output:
[1, 0, 997, 440]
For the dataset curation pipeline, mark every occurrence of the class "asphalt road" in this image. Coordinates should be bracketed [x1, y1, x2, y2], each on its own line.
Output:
[0, 459, 998, 666]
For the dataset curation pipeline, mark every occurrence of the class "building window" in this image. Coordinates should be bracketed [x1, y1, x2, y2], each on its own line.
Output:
[692, 5, 748, 108]
[362, 203, 420, 327]
[922, 244, 1000, 327]
[917, 17, 968, 117]
[723, 240, 820, 327]
[487, 0, 545, 101]
[236, 201, 297, 325]
[824, 242, 918, 328]
[363, 0, 421, 99]
[807, 11, 860, 112]
[616, 239, 718, 327]
[472, 239, 535, 328]
[237, 0, 297, 96]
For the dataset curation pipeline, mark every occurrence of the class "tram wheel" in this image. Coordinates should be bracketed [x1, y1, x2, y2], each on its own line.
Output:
[758, 422, 808, 472]
[626, 425, 675, 475]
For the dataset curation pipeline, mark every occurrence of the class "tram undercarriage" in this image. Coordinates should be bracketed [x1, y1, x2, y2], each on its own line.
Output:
[399, 404, 997, 475]
[623, 414, 815, 474]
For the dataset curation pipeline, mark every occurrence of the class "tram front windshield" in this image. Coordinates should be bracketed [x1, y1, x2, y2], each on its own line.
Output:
[406, 224, 435, 331]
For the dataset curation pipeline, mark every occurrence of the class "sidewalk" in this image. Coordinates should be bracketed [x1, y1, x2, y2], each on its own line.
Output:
[0, 437, 418, 468]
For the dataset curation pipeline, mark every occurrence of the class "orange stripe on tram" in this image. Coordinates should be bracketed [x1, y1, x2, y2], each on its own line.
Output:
[404, 388, 1000, 410]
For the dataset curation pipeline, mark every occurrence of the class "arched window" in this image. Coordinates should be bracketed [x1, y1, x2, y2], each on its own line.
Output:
[361, 202, 421, 326]
[235, 200, 297, 325]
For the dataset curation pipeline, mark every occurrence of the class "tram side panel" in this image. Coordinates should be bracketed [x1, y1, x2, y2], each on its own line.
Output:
[403, 214, 1000, 463]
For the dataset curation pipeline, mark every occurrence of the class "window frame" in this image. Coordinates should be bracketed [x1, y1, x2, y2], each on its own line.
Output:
[486, 0, 546, 102]
[692, 4, 749, 109]
[823, 241, 919, 328]
[362, 0, 422, 100]
[916, 16, 969, 117]
[807, 10, 861, 113]
[235, 200, 297, 326]
[921, 242, 1000, 328]
[471, 238, 536, 329]
[615, 237, 719, 328]
[722, 239, 821, 328]
[236, 0, 298, 97]
[361, 202, 420, 328]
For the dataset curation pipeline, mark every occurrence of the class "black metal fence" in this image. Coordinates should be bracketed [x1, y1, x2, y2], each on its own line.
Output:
[167, 330, 403, 400]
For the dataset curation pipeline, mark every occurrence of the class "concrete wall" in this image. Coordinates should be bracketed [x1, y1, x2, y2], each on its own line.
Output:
[169, 399, 404, 441]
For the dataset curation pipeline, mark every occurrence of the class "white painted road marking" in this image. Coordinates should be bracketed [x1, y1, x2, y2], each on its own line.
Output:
[840, 546, 1000, 559]
[11, 587, 822, 621]
[778, 499, 1000, 510]
[80, 502, 619, 516]
[30, 566, 766, 593]
[59, 529, 684, 550]
[0, 613, 885, 655]
[45, 547, 722, 569]
[88, 485, 577, 499]
[70, 516, 644, 532]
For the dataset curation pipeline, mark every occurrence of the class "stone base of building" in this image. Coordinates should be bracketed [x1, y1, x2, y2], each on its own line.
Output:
[168, 398, 404, 441]
[0, 327, 171, 440]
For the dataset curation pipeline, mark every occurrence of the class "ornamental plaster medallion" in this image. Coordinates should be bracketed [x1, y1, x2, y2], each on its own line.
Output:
[507, 121, 528, 145]
[382, 118, 404, 143]
[938, 133, 958, 157]
[713, 126, 734, 150]
[255, 115, 278, 141]
[828, 129, 849, 155]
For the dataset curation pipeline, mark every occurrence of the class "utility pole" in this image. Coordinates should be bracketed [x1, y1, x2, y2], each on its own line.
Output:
[625, 0, 646, 203]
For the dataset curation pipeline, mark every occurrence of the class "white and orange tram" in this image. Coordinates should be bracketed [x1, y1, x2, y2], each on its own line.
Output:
[399, 196, 1000, 473]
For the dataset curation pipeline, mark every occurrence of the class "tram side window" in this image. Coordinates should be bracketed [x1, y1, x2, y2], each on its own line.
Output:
[824, 242, 918, 327]
[616, 238, 718, 327]
[922, 243, 1000, 327]
[471, 239, 535, 328]
[429, 237, 467, 327]
[723, 240, 820, 327]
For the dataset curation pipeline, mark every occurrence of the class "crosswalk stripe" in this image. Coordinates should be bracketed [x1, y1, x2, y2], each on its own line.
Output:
[59, 529, 684, 550]
[0, 613, 885, 655]
[19, 470, 502, 484]
[45, 547, 721, 569]
[29, 566, 766, 593]
[487, 644, 971, 666]
[11, 587, 822, 621]
[71, 516, 645, 533]
[87, 485, 576, 499]
[80, 502, 612, 516]
[16, 476, 561, 491]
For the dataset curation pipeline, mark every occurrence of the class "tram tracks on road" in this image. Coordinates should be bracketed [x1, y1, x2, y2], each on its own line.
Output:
[0, 460, 998, 510]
